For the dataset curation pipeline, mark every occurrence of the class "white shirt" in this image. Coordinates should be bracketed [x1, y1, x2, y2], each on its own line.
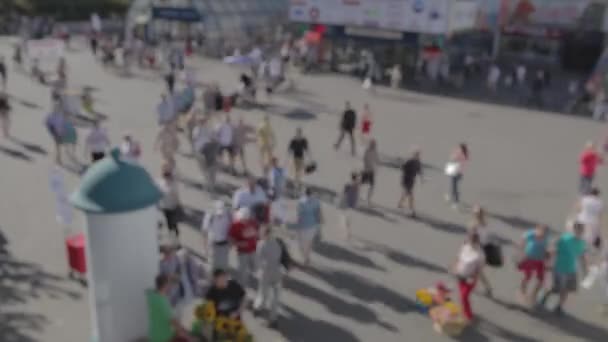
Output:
[120, 140, 141, 161]
[85, 127, 110, 153]
[215, 122, 234, 147]
[269, 57, 282, 78]
[488, 66, 501, 85]
[202, 211, 231, 243]
[232, 185, 267, 209]
[157, 178, 180, 209]
[270, 199, 288, 225]
[578, 196, 603, 225]
[456, 243, 484, 278]
[516, 65, 526, 83]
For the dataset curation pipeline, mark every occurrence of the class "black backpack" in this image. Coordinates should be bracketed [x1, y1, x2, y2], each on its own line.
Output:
[277, 238, 292, 270]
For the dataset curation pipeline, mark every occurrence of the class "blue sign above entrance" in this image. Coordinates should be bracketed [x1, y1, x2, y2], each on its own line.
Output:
[151, 7, 202, 22]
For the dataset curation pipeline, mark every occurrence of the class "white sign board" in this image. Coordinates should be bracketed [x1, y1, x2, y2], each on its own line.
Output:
[27, 39, 65, 62]
[449, 1, 479, 33]
[289, 0, 450, 34]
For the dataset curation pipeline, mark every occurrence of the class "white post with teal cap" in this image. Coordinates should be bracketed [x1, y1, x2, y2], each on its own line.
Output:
[71, 149, 162, 342]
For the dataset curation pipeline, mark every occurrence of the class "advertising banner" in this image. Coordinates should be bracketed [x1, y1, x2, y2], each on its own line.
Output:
[289, 0, 449, 34]
[474, 0, 591, 31]
[448, 1, 479, 33]
[26, 39, 65, 62]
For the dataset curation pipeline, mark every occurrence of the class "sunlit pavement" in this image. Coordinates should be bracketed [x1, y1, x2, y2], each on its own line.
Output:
[0, 38, 607, 342]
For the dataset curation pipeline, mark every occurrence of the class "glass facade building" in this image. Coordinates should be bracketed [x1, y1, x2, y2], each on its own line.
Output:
[127, 0, 288, 43]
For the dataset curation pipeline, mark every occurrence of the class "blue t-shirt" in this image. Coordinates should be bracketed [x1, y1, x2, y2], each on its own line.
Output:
[524, 230, 548, 260]
[296, 197, 321, 230]
[554, 232, 586, 275]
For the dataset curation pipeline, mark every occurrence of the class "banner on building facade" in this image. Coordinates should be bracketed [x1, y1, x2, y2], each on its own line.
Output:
[289, 0, 450, 34]
[448, 1, 479, 33]
[474, 0, 592, 31]
[151, 7, 202, 22]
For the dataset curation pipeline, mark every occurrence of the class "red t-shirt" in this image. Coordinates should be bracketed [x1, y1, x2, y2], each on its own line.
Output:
[229, 219, 259, 254]
[580, 150, 602, 177]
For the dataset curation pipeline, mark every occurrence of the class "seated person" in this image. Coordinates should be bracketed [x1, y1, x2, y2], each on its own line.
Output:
[205, 269, 246, 319]
[429, 281, 451, 305]
[147, 275, 194, 342]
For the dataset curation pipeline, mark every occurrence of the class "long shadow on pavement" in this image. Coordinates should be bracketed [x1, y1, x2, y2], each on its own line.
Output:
[303, 266, 418, 315]
[455, 317, 542, 342]
[9, 138, 48, 156]
[355, 239, 448, 275]
[0, 228, 82, 342]
[487, 295, 608, 341]
[280, 305, 361, 342]
[283, 277, 396, 333]
[315, 241, 385, 272]
[487, 211, 547, 232]
[0, 145, 32, 161]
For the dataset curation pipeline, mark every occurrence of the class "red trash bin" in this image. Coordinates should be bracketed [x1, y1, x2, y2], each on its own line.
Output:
[66, 233, 87, 275]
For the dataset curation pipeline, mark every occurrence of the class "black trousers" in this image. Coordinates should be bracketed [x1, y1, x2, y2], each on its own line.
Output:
[163, 208, 180, 235]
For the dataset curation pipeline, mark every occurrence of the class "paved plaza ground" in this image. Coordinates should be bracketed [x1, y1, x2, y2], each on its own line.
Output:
[0, 38, 607, 342]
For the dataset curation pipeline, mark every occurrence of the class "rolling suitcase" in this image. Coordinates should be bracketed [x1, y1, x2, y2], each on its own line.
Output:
[66, 233, 87, 285]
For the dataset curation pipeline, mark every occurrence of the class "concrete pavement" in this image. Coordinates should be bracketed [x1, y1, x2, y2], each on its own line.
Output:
[0, 38, 607, 342]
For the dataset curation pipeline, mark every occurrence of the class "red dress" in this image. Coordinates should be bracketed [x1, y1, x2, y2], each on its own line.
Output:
[361, 118, 372, 135]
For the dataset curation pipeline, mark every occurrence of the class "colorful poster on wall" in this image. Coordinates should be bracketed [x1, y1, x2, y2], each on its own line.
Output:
[474, 0, 592, 31]
[288, 0, 450, 34]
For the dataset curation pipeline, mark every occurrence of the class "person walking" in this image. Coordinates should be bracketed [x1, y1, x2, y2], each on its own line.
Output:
[294, 188, 323, 265]
[339, 172, 360, 241]
[389, 64, 402, 89]
[361, 139, 379, 206]
[229, 207, 260, 289]
[120, 132, 142, 162]
[539, 223, 588, 315]
[157, 164, 182, 239]
[202, 201, 232, 272]
[469, 205, 494, 296]
[56, 57, 67, 89]
[267, 157, 286, 199]
[157, 93, 177, 126]
[452, 231, 485, 323]
[579, 141, 602, 195]
[155, 122, 180, 167]
[215, 114, 236, 173]
[398, 149, 423, 217]
[287, 127, 310, 193]
[516, 224, 550, 305]
[193, 119, 219, 193]
[487, 64, 501, 92]
[576, 187, 603, 251]
[164, 64, 177, 93]
[233, 117, 249, 175]
[45, 102, 70, 164]
[0, 91, 11, 138]
[84, 121, 110, 163]
[360, 103, 373, 144]
[257, 115, 276, 173]
[232, 177, 268, 211]
[445, 143, 469, 209]
[253, 226, 284, 328]
[334, 102, 357, 156]
[0, 56, 7, 90]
